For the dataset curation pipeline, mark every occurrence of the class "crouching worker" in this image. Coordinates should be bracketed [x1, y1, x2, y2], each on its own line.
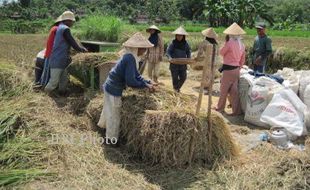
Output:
[97, 32, 156, 146]
[34, 49, 46, 85]
[44, 11, 87, 96]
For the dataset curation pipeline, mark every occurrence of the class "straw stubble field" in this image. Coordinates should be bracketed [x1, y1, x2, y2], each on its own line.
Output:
[0, 34, 309, 189]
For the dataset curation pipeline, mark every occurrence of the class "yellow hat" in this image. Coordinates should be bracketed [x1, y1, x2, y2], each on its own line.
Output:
[146, 25, 161, 33]
[172, 26, 188, 36]
[123, 32, 154, 48]
[201, 28, 218, 39]
[223, 22, 246, 35]
[55, 11, 76, 23]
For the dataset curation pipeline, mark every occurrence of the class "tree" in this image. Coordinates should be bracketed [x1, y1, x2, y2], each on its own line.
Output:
[176, 0, 205, 21]
[204, 0, 274, 28]
[146, 0, 179, 23]
[20, 0, 31, 7]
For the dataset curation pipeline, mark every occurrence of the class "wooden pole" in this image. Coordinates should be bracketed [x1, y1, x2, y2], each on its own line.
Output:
[208, 45, 216, 141]
[90, 65, 95, 90]
[195, 45, 212, 115]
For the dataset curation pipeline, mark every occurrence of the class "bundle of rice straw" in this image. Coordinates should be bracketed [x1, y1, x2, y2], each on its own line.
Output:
[87, 88, 239, 167]
[69, 53, 119, 89]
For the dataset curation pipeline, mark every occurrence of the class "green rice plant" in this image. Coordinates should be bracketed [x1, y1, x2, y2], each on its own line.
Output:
[0, 114, 22, 144]
[0, 137, 47, 169]
[0, 169, 49, 186]
[77, 15, 123, 42]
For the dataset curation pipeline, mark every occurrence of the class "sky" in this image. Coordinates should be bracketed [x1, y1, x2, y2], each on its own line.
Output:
[0, 0, 18, 5]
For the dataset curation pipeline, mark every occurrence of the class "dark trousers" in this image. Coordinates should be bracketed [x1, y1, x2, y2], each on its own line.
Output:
[170, 68, 187, 91]
[253, 64, 265, 73]
[35, 58, 45, 83]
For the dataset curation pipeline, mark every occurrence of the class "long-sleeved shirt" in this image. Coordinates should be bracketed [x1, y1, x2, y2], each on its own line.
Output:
[220, 39, 245, 67]
[252, 35, 272, 65]
[166, 41, 191, 70]
[104, 53, 150, 96]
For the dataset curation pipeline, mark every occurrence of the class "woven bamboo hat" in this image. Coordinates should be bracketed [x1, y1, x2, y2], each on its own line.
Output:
[146, 25, 161, 33]
[123, 32, 154, 48]
[55, 11, 76, 23]
[172, 26, 189, 36]
[201, 28, 218, 39]
[223, 22, 246, 35]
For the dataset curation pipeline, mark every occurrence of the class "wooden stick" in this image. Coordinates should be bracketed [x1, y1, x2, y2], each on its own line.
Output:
[195, 45, 212, 115]
[208, 45, 216, 141]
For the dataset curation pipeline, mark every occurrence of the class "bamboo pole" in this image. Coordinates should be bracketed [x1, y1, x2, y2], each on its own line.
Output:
[208, 44, 217, 142]
[195, 44, 213, 115]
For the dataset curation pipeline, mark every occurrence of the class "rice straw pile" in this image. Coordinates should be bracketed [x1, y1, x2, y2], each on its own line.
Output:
[68, 53, 119, 88]
[87, 88, 239, 167]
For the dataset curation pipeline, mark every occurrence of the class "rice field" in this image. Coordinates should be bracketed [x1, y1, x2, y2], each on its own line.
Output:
[0, 33, 309, 189]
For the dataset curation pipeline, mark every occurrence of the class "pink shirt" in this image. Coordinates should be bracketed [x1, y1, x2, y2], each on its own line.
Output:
[220, 39, 245, 67]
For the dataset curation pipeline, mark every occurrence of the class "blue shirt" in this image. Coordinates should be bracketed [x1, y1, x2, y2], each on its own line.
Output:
[104, 53, 150, 96]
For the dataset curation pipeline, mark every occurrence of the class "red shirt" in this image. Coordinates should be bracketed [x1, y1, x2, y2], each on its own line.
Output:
[44, 26, 58, 58]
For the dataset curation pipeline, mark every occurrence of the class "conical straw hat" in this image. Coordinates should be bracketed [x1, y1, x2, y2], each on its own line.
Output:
[123, 32, 154, 48]
[223, 22, 246, 35]
[172, 26, 189, 36]
[201, 27, 218, 39]
[146, 25, 161, 33]
[55, 11, 76, 23]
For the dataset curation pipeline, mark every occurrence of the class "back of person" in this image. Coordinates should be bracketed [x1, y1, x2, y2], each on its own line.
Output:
[222, 39, 245, 66]
[49, 23, 70, 69]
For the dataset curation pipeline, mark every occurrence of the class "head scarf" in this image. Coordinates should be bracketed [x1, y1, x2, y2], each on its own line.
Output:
[205, 37, 218, 45]
[229, 35, 243, 50]
[148, 31, 159, 47]
[172, 36, 187, 50]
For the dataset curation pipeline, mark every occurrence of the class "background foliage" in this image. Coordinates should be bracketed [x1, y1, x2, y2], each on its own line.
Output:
[0, 0, 309, 31]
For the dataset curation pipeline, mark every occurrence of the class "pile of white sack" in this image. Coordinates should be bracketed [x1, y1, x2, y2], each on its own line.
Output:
[239, 66, 310, 140]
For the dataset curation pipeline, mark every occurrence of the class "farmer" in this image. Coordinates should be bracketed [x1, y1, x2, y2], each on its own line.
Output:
[146, 25, 164, 83]
[167, 26, 191, 93]
[215, 23, 246, 116]
[44, 11, 87, 95]
[97, 32, 156, 145]
[34, 49, 46, 85]
[40, 19, 60, 86]
[194, 28, 218, 91]
[252, 23, 272, 73]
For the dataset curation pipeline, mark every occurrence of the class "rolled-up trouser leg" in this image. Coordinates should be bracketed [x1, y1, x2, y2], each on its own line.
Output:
[178, 69, 187, 90]
[217, 70, 233, 112]
[147, 61, 154, 79]
[97, 91, 109, 128]
[153, 62, 160, 80]
[44, 68, 63, 93]
[35, 58, 44, 83]
[58, 69, 69, 92]
[228, 70, 241, 115]
[104, 90, 122, 142]
[170, 69, 179, 90]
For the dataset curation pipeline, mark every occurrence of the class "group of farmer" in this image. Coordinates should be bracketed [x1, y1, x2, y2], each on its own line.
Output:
[97, 22, 272, 145]
[34, 11, 272, 146]
[34, 11, 87, 96]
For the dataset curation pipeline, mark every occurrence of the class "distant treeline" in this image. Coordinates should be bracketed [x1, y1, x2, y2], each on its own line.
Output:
[0, 0, 309, 29]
